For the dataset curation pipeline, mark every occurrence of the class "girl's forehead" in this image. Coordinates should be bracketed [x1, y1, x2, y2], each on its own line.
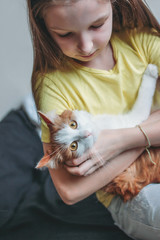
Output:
[44, 0, 111, 30]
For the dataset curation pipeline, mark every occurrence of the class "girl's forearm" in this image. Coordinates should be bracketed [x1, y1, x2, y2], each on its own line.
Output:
[45, 110, 160, 205]
[141, 110, 160, 147]
[121, 110, 160, 151]
[49, 147, 143, 205]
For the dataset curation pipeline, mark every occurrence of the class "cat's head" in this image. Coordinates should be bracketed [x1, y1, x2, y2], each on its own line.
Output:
[36, 109, 97, 169]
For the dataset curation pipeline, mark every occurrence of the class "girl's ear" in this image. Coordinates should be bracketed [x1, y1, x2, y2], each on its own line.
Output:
[35, 154, 51, 169]
[38, 111, 53, 126]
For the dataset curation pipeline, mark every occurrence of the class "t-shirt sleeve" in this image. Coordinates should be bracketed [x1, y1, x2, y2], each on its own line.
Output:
[143, 31, 160, 108]
[146, 35, 160, 74]
[133, 29, 160, 109]
[35, 74, 73, 143]
[138, 29, 160, 74]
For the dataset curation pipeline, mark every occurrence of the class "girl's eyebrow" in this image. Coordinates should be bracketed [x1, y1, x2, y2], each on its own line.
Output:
[50, 15, 108, 31]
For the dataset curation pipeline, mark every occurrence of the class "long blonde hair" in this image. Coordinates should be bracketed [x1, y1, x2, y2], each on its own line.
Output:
[27, 0, 160, 94]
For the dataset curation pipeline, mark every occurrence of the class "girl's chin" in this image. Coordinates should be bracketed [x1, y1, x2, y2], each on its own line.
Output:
[72, 50, 99, 62]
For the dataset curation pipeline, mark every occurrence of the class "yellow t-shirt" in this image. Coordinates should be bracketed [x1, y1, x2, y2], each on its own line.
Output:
[35, 28, 160, 207]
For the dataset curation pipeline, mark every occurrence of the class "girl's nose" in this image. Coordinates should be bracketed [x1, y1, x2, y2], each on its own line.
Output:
[77, 33, 93, 55]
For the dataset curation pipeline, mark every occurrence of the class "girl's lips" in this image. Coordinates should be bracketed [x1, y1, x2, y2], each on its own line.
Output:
[80, 50, 97, 58]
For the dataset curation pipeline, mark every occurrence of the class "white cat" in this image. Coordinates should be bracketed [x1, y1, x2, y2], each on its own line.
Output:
[37, 64, 158, 169]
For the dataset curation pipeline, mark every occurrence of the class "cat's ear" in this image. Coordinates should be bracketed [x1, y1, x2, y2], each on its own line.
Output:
[35, 154, 51, 169]
[38, 111, 53, 126]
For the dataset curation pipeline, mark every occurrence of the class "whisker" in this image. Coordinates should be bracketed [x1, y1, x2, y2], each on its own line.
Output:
[94, 151, 104, 167]
[90, 151, 117, 187]
[42, 144, 67, 160]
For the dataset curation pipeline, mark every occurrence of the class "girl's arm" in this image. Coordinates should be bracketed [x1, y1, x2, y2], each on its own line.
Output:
[65, 110, 160, 176]
[44, 110, 160, 205]
[44, 142, 144, 205]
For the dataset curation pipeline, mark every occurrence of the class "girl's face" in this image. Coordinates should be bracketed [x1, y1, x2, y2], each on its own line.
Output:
[44, 0, 113, 64]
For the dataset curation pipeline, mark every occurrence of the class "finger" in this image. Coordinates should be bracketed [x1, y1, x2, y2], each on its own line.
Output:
[84, 166, 99, 176]
[91, 150, 105, 167]
[64, 165, 80, 175]
[65, 158, 88, 167]
[72, 150, 94, 166]
[84, 153, 105, 176]
[65, 160, 75, 167]
[84, 156, 104, 176]
[64, 158, 96, 176]
[64, 165, 84, 176]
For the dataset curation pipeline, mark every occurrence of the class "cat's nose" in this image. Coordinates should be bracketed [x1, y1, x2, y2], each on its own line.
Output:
[84, 131, 92, 138]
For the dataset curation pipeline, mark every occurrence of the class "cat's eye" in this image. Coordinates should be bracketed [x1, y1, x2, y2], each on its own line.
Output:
[70, 141, 78, 151]
[69, 120, 77, 129]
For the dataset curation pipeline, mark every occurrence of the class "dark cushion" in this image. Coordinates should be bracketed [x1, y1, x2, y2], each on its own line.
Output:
[0, 109, 131, 240]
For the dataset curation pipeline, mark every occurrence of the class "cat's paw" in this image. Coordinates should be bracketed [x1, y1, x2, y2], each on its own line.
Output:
[144, 64, 158, 79]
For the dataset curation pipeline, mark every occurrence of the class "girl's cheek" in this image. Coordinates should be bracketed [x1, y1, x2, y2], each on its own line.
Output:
[97, 25, 112, 43]
[59, 43, 76, 56]
[61, 41, 74, 52]
[50, 36, 72, 53]
[94, 32, 110, 45]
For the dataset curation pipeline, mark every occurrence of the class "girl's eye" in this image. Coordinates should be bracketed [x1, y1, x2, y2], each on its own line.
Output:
[69, 120, 77, 129]
[70, 141, 78, 151]
[91, 23, 104, 29]
[58, 32, 72, 38]
[57, 22, 104, 38]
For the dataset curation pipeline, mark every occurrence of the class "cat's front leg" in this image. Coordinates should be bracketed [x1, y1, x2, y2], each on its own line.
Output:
[124, 64, 158, 127]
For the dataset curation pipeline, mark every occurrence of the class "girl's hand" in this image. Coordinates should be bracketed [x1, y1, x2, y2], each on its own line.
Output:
[64, 110, 160, 176]
[49, 147, 145, 205]
[64, 128, 133, 176]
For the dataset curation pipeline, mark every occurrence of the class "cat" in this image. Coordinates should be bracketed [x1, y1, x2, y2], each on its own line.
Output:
[36, 64, 160, 201]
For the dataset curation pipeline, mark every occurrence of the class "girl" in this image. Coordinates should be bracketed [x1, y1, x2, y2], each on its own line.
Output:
[27, 0, 160, 239]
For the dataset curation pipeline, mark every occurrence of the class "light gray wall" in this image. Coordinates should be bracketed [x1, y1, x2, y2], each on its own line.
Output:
[0, 0, 159, 120]
[0, 0, 33, 120]
[146, 0, 160, 22]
